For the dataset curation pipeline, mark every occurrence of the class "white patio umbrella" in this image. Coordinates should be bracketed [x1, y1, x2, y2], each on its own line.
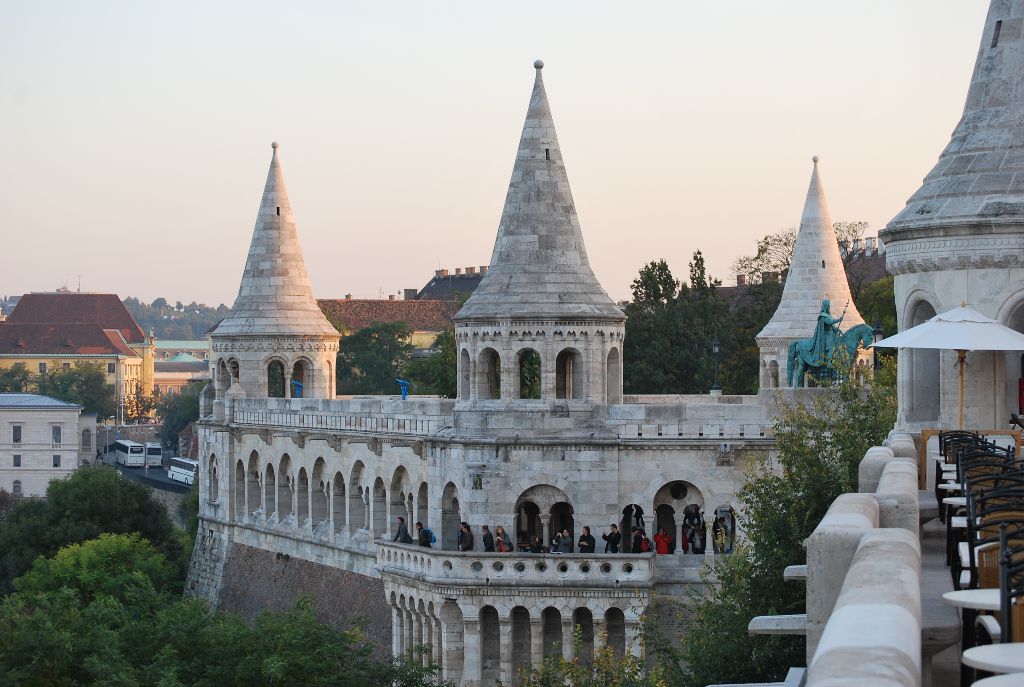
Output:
[872, 305, 1024, 429]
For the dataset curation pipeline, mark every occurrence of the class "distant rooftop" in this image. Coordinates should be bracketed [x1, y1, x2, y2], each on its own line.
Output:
[155, 340, 209, 349]
[415, 269, 485, 302]
[0, 393, 80, 409]
[317, 298, 458, 333]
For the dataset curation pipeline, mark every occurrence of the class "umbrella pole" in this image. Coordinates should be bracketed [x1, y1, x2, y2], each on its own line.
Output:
[957, 349, 967, 430]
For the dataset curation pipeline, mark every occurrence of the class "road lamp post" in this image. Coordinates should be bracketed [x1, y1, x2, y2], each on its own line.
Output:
[711, 336, 721, 394]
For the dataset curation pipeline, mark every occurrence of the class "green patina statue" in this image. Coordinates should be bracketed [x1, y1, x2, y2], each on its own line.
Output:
[787, 296, 875, 387]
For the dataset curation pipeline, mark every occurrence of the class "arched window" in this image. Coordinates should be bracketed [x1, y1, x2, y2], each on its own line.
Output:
[556, 348, 586, 400]
[517, 349, 541, 399]
[208, 455, 219, 502]
[291, 360, 309, 399]
[81, 429, 92, 451]
[907, 300, 939, 422]
[267, 360, 286, 398]
[12, 480, 22, 497]
[477, 348, 501, 400]
[606, 348, 622, 403]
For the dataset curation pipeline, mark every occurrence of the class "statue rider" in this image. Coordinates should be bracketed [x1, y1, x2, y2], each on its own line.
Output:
[808, 294, 846, 367]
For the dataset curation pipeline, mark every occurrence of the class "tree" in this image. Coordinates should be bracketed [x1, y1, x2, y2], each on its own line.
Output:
[0, 364, 33, 393]
[0, 466, 179, 594]
[406, 328, 458, 397]
[37, 362, 116, 418]
[670, 362, 898, 685]
[336, 322, 414, 395]
[123, 380, 157, 423]
[150, 297, 169, 311]
[731, 228, 797, 284]
[157, 382, 203, 450]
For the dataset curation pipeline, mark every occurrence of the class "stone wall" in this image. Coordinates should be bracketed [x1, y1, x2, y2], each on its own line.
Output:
[218, 541, 391, 657]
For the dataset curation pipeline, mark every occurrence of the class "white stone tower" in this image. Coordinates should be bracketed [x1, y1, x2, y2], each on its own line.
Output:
[756, 157, 866, 388]
[454, 60, 626, 407]
[210, 143, 340, 402]
[881, 0, 1024, 429]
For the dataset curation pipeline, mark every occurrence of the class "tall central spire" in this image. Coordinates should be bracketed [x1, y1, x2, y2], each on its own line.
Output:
[212, 143, 337, 337]
[456, 60, 624, 322]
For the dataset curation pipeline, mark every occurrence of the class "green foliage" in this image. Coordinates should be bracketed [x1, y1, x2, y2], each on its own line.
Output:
[336, 322, 414, 395]
[123, 296, 230, 340]
[519, 349, 542, 399]
[406, 328, 458, 397]
[520, 628, 665, 687]
[157, 382, 203, 449]
[857, 274, 898, 341]
[0, 466, 179, 594]
[0, 363, 33, 393]
[33, 362, 117, 417]
[672, 361, 898, 685]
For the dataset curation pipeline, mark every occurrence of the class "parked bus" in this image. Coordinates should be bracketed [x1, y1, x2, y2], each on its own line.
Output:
[113, 440, 145, 467]
[145, 442, 163, 468]
[167, 457, 199, 486]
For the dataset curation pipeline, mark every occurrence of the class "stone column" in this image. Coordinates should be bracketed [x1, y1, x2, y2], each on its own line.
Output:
[500, 354, 514, 401]
[540, 515, 551, 551]
[562, 616, 575, 661]
[413, 611, 424, 660]
[441, 617, 464, 684]
[392, 606, 403, 656]
[433, 616, 443, 669]
[593, 617, 607, 652]
[498, 615, 513, 685]
[625, 621, 642, 658]
[530, 618, 544, 671]
[462, 618, 482, 684]
[286, 373, 293, 398]
[469, 358, 478, 400]
[422, 613, 432, 668]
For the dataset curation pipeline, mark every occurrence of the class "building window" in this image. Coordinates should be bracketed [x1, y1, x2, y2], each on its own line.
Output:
[81, 429, 91, 450]
[12, 426, 21, 444]
[62, 362, 71, 371]
[12, 455, 21, 468]
[52, 426, 62, 445]
[38, 362, 47, 374]
[107, 363, 115, 374]
[53, 455, 61, 468]
[12, 481, 21, 497]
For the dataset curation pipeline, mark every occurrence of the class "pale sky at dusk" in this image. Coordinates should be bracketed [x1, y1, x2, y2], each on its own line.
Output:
[0, 1, 990, 307]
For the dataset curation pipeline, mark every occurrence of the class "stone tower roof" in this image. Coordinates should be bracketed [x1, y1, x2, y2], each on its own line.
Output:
[455, 61, 624, 323]
[885, 0, 1024, 232]
[757, 158, 865, 340]
[212, 143, 338, 338]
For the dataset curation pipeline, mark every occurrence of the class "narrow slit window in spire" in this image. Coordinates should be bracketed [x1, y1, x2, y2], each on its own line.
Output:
[276, 207, 280, 216]
[993, 20, 1002, 48]
[545, 148, 550, 161]
[821, 260, 825, 269]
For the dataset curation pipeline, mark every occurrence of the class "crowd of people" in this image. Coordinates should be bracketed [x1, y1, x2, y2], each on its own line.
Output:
[391, 509, 735, 555]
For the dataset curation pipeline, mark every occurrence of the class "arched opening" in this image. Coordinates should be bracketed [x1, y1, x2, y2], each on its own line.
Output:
[417, 482, 428, 528]
[768, 360, 779, 389]
[267, 360, 286, 398]
[477, 348, 501, 400]
[350, 462, 366, 531]
[654, 480, 703, 553]
[441, 482, 461, 551]
[81, 429, 91, 452]
[620, 504, 645, 552]
[333, 472, 346, 534]
[372, 477, 387, 537]
[234, 459, 245, 520]
[264, 463, 277, 519]
[459, 349, 471, 399]
[573, 607, 595, 667]
[439, 600, 464, 683]
[517, 348, 541, 400]
[907, 300, 939, 422]
[290, 360, 309, 399]
[208, 454, 219, 503]
[683, 503, 707, 554]
[606, 348, 622, 404]
[542, 607, 562, 659]
[216, 359, 230, 396]
[277, 454, 294, 523]
[556, 348, 585, 400]
[229, 359, 239, 385]
[12, 480, 21, 497]
[479, 606, 500, 684]
[605, 608, 626, 658]
[390, 467, 412, 535]
[247, 451, 261, 518]
[516, 500, 541, 550]
[311, 458, 329, 529]
[511, 606, 531, 684]
[550, 502, 574, 551]
[712, 504, 737, 554]
[297, 467, 310, 527]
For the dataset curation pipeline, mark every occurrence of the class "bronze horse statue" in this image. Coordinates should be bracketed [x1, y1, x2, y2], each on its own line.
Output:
[788, 322, 874, 387]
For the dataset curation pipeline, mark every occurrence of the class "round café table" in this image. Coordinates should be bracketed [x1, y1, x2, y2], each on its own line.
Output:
[942, 589, 1001, 612]
[962, 643, 1024, 674]
[971, 673, 1024, 686]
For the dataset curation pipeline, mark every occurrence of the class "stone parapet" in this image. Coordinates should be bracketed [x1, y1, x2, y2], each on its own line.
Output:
[874, 459, 920, 533]
[231, 397, 455, 436]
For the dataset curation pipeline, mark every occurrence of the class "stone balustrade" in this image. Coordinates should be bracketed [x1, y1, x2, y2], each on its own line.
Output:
[230, 397, 455, 436]
[599, 401, 774, 440]
[376, 542, 655, 588]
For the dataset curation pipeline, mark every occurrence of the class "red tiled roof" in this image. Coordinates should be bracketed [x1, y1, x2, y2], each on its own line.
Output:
[317, 299, 457, 333]
[0, 323, 138, 357]
[7, 293, 146, 343]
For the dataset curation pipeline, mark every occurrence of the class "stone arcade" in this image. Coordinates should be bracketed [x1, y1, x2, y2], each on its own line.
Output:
[187, 62, 865, 686]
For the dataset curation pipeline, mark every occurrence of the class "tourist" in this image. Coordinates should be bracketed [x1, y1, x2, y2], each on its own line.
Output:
[482, 525, 495, 552]
[529, 535, 544, 553]
[557, 528, 572, 553]
[577, 526, 596, 553]
[679, 524, 689, 553]
[654, 527, 671, 554]
[392, 516, 413, 544]
[495, 525, 512, 552]
[415, 521, 431, 548]
[602, 524, 621, 553]
[630, 526, 643, 553]
[457, 522, 474, 551]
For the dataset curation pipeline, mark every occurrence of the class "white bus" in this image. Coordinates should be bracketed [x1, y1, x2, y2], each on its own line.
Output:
[145, 442, 163, 468]
[167, 457, 199, 486]
[113, 440, 145, 467]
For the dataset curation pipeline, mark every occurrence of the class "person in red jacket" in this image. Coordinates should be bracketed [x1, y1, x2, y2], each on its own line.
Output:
[653, 527, 672, 554]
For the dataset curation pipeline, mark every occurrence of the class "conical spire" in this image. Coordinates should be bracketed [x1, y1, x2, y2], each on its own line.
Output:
[455, 60, 624, 322]
[886, 0, 1024, 231]
[758, 157, 865, 340]
[212, 143, 338, 337]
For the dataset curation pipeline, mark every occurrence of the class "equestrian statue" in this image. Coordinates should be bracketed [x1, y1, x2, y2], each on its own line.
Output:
[787, 295, 874, 387]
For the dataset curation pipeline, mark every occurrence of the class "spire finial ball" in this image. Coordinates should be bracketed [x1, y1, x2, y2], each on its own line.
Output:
[271, 141, 279, 150]
[534, 59, 544, 70]
[812, 155, 819, 163]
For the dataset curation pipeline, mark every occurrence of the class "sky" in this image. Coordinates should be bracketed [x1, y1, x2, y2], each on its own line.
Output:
[0, 1, 991, 307]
